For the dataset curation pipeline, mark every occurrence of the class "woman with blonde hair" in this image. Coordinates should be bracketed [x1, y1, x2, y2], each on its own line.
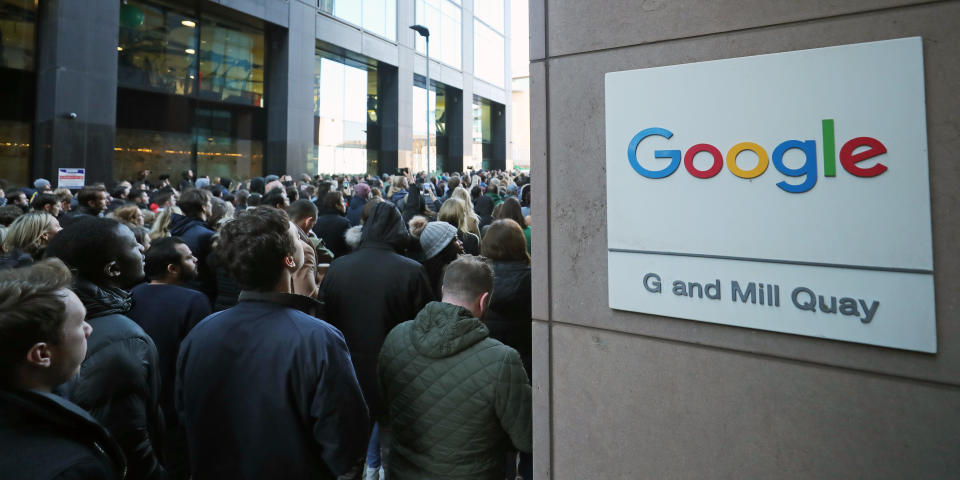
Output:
[111, 204, 145, 227]
[1, 212, 61, 260]
[450, 186, 481, 238]
[149, 206, 183, 241]
[437, 197, 481, 255]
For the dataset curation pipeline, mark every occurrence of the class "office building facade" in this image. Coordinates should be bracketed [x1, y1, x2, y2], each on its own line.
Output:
[0, 0, 511, 185]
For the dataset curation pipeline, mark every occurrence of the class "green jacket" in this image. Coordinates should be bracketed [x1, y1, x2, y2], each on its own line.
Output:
[378, 302, 532, 480]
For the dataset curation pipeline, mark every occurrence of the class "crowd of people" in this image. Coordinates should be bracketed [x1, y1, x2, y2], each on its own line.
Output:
[0, 168, 534, 480]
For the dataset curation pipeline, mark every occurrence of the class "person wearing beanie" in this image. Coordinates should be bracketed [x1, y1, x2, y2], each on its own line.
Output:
[195, 177, 211, 189]
[419, 221, 463, 301]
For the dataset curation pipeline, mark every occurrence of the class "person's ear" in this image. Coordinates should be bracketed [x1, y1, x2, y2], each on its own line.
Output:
[283, 255, 297, 271]
[104, 260, 122, 279]
[477, 291, 491, 316]
[167, 262, 180, 277]
[25, 343, 52, 368]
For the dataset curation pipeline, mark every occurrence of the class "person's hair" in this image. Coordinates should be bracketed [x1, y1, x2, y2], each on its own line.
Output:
[0, 258, 74, 388]
[470, 185, 482, 202]
[447, 176, 460, 191]
[111, 204, 143, 226]
[44, 217, 127, 282]
[481, 219, 529, 263]
[286, 199, 318, 223]
[441, 254, 493, 301]
[370, 187, 382, 199]
[141, 209, 155, 228]
[130, 225, 150, 248]
[77, 185, 106, 207]
[152, 191, 174, 207]
[322, 191, 342, 210]
[3, 212, 56, 259]
[144, 236, 187, 281]
[111, 185, 128, 199]
[261, 187, 286, 209]
[0, 205, 24, 227]
[149, 206, 182, 241]
[179, 188, 212, 218]
[128, 190, 147, 203]
[438, 198, 468, 232]
[207, 197, 232, 229]
[285, 186, 299, 203]
[30, 193, 58, 212]
[496, 197, 526, 228]
[217, 207, 296, 291]
[54, 188, 73, 204]
[247, 192, 262, 206]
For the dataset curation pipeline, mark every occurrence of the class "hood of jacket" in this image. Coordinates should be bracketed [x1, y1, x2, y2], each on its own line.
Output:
[411, 301, 489, 359]
[73, 277, 133, 318]
[474, 194, 495, 216]
[169, 213, 207, 236]
[360, 202, 410, 251]
[401, 188, 425, 219]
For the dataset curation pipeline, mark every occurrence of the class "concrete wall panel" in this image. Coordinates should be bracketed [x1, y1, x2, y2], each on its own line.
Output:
[541, 1, 960, 385]
[550, 323, 960, 479]
[545, 0, 936, 57]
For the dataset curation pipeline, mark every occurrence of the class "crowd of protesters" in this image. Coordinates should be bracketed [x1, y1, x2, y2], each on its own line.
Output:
[0, 167, 534, 480]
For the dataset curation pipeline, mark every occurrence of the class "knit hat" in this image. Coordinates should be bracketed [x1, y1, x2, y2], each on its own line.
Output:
[419, 222, 457, 260]
[33, 178, 51, 190]
[195, 177, 210, 188]
[354, 183, 371, 198]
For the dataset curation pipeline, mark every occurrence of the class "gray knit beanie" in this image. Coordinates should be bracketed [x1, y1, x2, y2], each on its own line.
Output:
[419, 222, 457, 260]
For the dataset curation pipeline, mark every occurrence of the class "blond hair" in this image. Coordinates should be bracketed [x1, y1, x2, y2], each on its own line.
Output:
[3, 212, 56, 258]
[450, 187, 480, 237]
[149, 206, 182, 241]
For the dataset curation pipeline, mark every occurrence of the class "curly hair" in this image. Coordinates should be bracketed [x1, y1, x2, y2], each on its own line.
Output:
[217, 207, 296, 291]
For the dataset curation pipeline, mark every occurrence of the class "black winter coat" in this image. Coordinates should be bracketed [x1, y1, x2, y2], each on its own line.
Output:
[345, 196, 367, 226]
[485, 261, 533, 374]
[0, 388, 126, 480]
[313, 205, 351, 259]
[56, 279, 165, 480]
[320, 203, 433, 419]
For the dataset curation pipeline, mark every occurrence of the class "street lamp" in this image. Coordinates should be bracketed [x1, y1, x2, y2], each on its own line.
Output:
[410, 24, 431, 173]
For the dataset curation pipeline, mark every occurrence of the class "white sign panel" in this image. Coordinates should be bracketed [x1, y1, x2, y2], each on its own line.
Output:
[605, 37, 935, 352]
[58, 168, 85, 189]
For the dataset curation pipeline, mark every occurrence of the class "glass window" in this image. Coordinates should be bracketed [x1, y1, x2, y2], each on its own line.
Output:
[471, 96, 492, 170]
[474, 0, 504, 33]
[314, 51, 380, 174]
[411, 81, 437, 173]
[118, 1, 199, 96]
[198, 17, 265, 106]
[473, 20, 504, 87]
[415, 0, 460, 69]
[0, 0, 37, 71]
[0, 0, 37, 187]
[320, 0, 396, 41]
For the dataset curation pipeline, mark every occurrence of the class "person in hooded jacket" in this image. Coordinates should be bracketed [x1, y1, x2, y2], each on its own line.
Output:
[320, 202, 433, 477]
[313, 191, 351, 259]
[0, 258, 127, 480]
[168, 188, 216, 303]
[44, 217, 166, 480]
[345, 183, 370, 226]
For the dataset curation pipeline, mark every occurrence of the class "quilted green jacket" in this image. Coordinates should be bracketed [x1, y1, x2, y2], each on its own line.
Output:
[378, 301, 532, 480]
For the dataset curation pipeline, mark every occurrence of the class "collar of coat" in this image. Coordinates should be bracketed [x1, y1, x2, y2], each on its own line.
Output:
[238, 290, 323, 317]
[411, 301, 490, 359]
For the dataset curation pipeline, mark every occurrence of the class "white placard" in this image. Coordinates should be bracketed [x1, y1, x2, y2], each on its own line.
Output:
[58, 168, 85, 189]
[605, 37, 935, 352]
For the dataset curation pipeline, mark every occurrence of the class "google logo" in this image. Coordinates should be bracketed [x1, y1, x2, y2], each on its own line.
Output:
[627, 119, 888, 193]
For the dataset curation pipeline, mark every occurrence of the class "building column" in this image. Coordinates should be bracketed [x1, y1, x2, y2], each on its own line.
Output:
[266, 0, 316, 177]
[34, 0, 120, 183]
[444, 86, 465, 173]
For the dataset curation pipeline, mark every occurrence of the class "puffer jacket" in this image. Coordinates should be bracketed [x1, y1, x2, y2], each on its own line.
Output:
[378, 301, 532, 480]
[56, 278, 165, 480]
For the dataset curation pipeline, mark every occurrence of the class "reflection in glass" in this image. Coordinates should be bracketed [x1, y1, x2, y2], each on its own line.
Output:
[0, 120, 30, 185]
[411, 83, 437, 173]
[474, 0, 504, 33]
[198, 18, 265, 106]
[0, 0, 37, 71]
[471, 96, 492, 171]
[320, 0, 396, 41]
[474, 20, 504, 87]
[118, 1, 199, 95]
[415, 0, 460, 69]
[314, 53, 379, 174]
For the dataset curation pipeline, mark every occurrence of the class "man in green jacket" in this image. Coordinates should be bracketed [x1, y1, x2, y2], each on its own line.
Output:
[378, 255, 532, 480]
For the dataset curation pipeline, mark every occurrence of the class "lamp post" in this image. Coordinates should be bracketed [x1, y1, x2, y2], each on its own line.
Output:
[410, 24, 431, 173]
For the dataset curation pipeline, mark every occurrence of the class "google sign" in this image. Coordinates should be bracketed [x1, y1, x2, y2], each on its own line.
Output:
[605, 37, 935, 352]
[627, 120, 886, 193]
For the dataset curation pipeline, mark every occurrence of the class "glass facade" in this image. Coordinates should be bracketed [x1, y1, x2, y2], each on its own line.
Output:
[471, 96, 492, 171]
[415, 0, 461, 69]
[0, 0, 36, 186]
[115, 1, 265, 181]
[474, 19, 504, 87]
[412, 76, 452, 174]
[319, 0, 396, 41]
[314, 50, 381, 175]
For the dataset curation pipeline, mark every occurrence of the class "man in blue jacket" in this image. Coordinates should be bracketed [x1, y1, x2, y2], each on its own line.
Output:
[176, 207, 370, 479]
[168, 188, 216, 302]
